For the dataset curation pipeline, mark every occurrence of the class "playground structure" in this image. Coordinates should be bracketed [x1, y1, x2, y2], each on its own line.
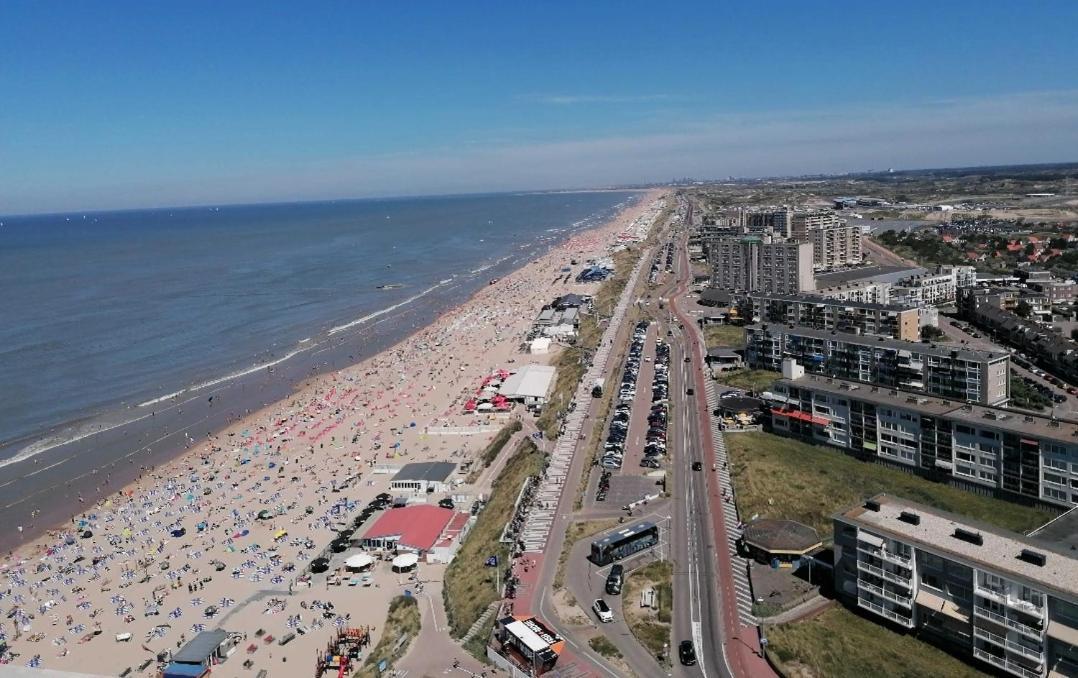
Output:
[313, 626, 371, 678]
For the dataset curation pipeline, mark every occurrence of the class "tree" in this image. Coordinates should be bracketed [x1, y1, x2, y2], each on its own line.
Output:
[1071, 328, 1078, 342]
[1024, 243, 1036, 256]
[1015, 301, 1033, 318]
[921, 326, 945, 341]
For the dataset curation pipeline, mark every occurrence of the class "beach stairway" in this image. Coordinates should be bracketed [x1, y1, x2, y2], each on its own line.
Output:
[521, 247, 652, 554]
[461, 601, 500, 645]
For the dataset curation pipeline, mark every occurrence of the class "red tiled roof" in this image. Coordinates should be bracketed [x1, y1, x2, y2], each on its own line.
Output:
[363, 505, 455, 551]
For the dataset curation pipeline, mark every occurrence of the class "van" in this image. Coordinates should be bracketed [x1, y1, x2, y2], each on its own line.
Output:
[606, 564, 624, 595]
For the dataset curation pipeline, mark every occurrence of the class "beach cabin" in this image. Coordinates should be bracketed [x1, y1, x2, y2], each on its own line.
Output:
[162, 629, 238, 676]
[389, 461, 456, 494]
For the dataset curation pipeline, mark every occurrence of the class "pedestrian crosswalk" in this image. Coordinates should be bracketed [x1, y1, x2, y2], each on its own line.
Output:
[521, 249, 653, 553]
[705, 382, 757, 626]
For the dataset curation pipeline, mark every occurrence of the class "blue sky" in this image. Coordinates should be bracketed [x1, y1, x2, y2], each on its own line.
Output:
[2, 1, 1078, 214]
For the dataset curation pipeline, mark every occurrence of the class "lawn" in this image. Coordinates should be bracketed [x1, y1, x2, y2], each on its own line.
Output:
[444, 438, 545, 639]
[726, 432, 1054, 538]
[715, 369, 780, 394]
[622, 560, 673, 661]
[704, 325, 745, 349]
[766, 607, 981, 678]
[355, 596, 421, 678]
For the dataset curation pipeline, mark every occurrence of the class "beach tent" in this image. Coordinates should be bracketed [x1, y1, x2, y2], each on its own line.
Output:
[257, 510, 273, 520]
[344, 554, 374, 571]
[391, 553, 419, 572]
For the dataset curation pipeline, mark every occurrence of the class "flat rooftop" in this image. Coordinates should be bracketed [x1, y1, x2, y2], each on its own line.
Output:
[776, 374, 1078, 444]
[815, 265, 921, 287]
[748, 323, 1008, 362]
[753, 292, 916, 313]
[837, 494, 1078, 601]
[391, 461, 456, 483]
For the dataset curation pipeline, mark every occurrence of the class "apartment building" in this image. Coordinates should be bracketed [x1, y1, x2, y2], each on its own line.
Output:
[834, 494, 1078, 677]
[892, 265, 977, 307]
[707, 237, 814, 294]
[744, 294, 920, 341]
[746, 324, 1010, 405]
[767, 374, 1078, 508]
[819, 280, 893, 305]
[788, 210, 843, 241]
[809, 223, 863, 270]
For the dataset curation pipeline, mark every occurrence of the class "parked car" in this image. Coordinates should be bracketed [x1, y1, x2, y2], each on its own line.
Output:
[592, 599, 613, 623]
[679, 640, 697, 666]
[606, 565, 624, 595]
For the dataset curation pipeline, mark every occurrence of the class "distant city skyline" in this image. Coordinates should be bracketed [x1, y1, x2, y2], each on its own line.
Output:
[3, 1, 1078, 214]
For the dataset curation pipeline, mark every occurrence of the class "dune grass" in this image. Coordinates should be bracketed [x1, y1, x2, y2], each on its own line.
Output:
[704, 325, 746, 349]
[766, 607, 981, 678]
[623, 560, 673, 660]
[726, 432, 1054, 538]
[355, 596, 421, 678]
[444, 438, 544, 638]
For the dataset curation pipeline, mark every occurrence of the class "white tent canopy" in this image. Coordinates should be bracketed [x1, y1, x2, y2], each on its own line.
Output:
[345, 553, 375, 570]
[391, 553, 419, 570]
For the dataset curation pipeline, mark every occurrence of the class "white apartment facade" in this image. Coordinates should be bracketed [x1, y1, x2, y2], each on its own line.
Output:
[834, 495, 1078, 678]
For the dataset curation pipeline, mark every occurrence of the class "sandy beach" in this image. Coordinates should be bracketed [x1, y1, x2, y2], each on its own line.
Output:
[0, 191, 665, 675]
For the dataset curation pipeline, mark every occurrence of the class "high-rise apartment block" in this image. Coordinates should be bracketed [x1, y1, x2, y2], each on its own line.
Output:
[707, 237, 815, 294]
[834, 494, 1078, 677]
[746, 294, 920, 341]
[746, 324, 1010, 405]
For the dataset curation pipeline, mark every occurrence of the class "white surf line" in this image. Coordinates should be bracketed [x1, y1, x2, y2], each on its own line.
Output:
[328, 277, 454, 336]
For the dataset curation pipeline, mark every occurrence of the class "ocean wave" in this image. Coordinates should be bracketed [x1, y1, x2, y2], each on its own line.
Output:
[328, 277, 454, 336]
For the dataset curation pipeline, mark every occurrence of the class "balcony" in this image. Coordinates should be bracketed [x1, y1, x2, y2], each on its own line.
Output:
[973, 626, 1045, 662]
[857, 559, 912, 587]
[976, 586, 1045, 617]
[974, 605, 1044, 639]
[856, 544, 912, 567]
[857, 579, 912, 607]
[973, 647, 1043, 678]
[857, 597, 913, 628]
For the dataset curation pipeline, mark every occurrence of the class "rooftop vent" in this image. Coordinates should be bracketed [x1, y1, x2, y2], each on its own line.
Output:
[864, 499, 881, 512]
[898, 511, 921, 526]
[952, 528, 983, 546]
[1018, 549, 1047, 567]
[1024, 416, 1035, 423]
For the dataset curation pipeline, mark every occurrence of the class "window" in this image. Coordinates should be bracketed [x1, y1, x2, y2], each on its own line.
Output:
[1045, 472, 1067, 486]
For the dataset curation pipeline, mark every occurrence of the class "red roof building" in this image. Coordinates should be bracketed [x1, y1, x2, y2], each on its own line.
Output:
[361, 505, 456, 553]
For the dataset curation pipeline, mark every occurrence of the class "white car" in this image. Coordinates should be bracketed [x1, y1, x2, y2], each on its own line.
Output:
[592, 598, 613, 623]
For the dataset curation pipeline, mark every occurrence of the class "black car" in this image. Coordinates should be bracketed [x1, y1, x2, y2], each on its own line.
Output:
[310, 558, 331, 574]
[692, 461, 703, 471]
[438, 498, 455, 510]
[606, 564, 624, 595]
[679, 640, 697, 666]
[686, 387, 695, 396]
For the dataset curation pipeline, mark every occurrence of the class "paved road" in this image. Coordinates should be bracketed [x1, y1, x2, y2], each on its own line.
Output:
[667, 224, 776, 678]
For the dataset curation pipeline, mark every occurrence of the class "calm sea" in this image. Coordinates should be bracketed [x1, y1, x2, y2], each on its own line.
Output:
[0, 191, 638, 456]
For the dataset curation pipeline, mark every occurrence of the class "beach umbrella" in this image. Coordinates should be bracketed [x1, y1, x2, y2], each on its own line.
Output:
[391, 553, 419, 572]
[344, 554, 374, 571]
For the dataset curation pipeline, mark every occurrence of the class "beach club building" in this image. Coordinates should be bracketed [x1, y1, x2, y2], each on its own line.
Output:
[389, 461, 456, 494]
[360, 504, 472, 563]
[499, 364, 557, 408]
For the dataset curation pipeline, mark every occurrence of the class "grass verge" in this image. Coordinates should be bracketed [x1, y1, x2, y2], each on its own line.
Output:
[553, 518, 622, 589]
[354, 596, 421, 678]
[765, 606, 981, 678]
[715, 368, 780, 394]
[466, 420, 523, 483]
[704, 325, 745, 349]
[444, 438, 545, 639]
[589, 635, 623, 659]
[726, 432, 1054, 538]
[623, 560, 673, 661]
